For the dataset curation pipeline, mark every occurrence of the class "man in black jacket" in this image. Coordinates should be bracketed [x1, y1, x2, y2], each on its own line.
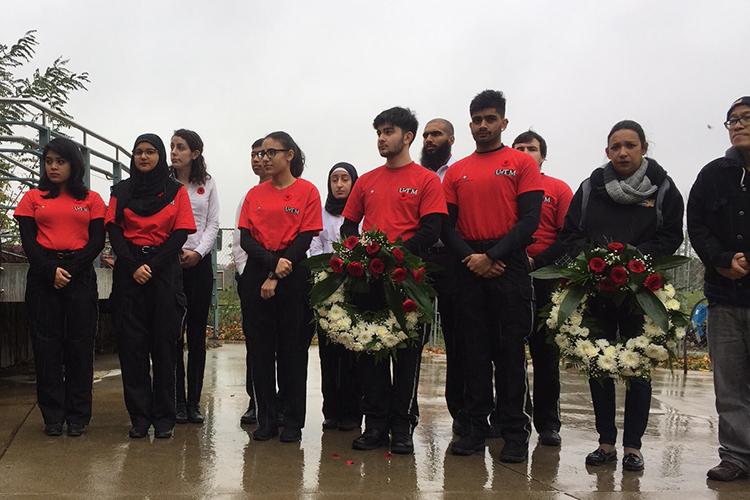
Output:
[687, 96, 750, 482]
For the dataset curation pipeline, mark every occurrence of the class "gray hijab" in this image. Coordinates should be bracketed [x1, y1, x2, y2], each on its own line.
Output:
[602, 158, 657, 204]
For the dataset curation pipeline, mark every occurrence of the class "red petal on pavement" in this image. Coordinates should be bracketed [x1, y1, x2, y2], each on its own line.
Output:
[384, 452, 392, 459]
[346, 460, 354, 465]
[331, 453, 340, 459]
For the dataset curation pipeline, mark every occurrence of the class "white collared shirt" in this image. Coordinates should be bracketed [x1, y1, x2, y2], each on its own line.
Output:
[232, 196, 248, 275]
[435, 155, 455, 182]
[309, 209, 344, 256]
[182, 177, 220, 257]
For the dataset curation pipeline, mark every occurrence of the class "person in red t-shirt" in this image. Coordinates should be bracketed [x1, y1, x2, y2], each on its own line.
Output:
[512, 130, 573, 448]
[238, 131, 322, 443]
[106, 133, 196, 439]
[14, 137, 106, 438]
[341, 107, 447, 455]
[442, 90, 543, 462]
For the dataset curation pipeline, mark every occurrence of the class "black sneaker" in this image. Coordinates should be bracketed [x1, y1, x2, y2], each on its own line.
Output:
[252, 425, 278, 441]
[499, 440, 528, 463]
[538, 430, 561, 446]
[187, 406, 204, 424]
[322, 418, 339, 430]
[622, 452, 644, 471]
[707, 460, 749, 481]
[280, 427, 302, 443]
[154, 427, 174, 439]
[352, 428, 389, 450]
[390, 433, 414, 455]
[44, 423, 63, 437]
[128, 426, 149, 439]
[66, 423, 85, 437]
[585, 447, 617, 466]
[240, 406, 257, 425]
[452, 419, 468, 437]
[175, 405, 188, 424]
[450, 433, 486, 456]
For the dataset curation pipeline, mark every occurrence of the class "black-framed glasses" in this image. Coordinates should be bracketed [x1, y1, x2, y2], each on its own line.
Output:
[724, 115, 750, 129]
[258, 148, 290, 159]
[250, 151, 263, 159]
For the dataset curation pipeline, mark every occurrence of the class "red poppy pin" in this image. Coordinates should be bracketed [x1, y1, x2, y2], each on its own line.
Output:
[197, 186, 205, 195]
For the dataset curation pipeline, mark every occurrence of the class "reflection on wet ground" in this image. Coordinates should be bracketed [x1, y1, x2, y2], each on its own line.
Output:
[0, 344, 747, 498]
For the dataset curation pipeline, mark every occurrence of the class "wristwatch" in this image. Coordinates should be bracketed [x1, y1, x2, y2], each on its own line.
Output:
[267, 271, 280, 280]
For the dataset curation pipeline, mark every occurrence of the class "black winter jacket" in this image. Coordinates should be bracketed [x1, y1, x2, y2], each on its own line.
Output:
[558, 158, 684, 260]
[687, 147, 750, 306]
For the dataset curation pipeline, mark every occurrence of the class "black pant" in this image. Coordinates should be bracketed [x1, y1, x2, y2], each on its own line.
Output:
[527, 277, 561, 433]
[319, 338, 361, 422]
[459, 250, 533, 444]
[236, 272, 255, 407]
[176, 252, 213, 408]
[112, 254, 185, 431]
[25, 263, 97, 426]
[422, 249, 463, 422]
[587, 298, 652, 449]
[359, 328, 427, 435]
[243, 264, 310, 430]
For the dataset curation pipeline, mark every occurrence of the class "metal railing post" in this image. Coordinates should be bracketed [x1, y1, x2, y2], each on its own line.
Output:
[37, 127, 50, 174]
[80, 145, 91, 187]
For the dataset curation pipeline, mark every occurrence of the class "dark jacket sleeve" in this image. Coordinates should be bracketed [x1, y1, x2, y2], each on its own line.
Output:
[282, 231, 316, 265]
[340, 218, 360, 238]
[687, 170, 735, 269]
[16, 216, 56, 282]
[636, 178, 684, 258]
[441, 204, 475, 259]
[556, 185, 589, 260]
[65, 219, 106, 276]
[148, 229, 189, 272]
[240, 228, 279, 273]
[486, 191, 543, 261]
[532, 236, 566, 270]
[106, 224, 140, 276]
[403, 213, 444, 255]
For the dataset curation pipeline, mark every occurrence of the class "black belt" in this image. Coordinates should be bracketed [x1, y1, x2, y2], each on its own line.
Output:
[465, 240, 500, 253]
[128, 243, 162, 255]
[43, 249, 78, 260]
[425, 245, 449, 255]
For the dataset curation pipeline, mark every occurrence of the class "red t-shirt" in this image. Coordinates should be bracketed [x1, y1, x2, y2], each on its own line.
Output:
[527, 173, 574, 257]
[14, 189, 106, 250]
[238, 178, 322, 251]
[443, 147, 543, 241]
[342, 162, 447, 242]
[105, 187, 196, 246]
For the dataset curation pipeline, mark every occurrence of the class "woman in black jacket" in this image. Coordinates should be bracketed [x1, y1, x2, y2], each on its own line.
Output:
[558, 120, 684, 472]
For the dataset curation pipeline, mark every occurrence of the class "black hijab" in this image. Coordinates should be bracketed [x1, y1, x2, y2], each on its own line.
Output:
[324, 162, 358, 216]
[112, 133, 180, 223]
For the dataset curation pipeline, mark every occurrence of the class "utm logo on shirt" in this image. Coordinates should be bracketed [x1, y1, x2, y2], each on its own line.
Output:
[495, 169, 516, 177]
[284, 206, 300, 215]
[73, 206, 90, 212]
[398, 187, 419, 195]
[543, 195, 553, 204]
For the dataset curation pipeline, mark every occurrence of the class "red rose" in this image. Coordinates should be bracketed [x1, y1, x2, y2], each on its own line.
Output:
[588, 257, 607, 274]
[368, 258, 385, 275]
[402, 299, 417, 313]
[412, 267, 426, 283]
[343, 236, 359, 250]
[391, 247, 405, 263]
[607, 242, 625, 253]
[365, 242, 381, 255]
[598, 280, 616, 293]
[609, 265, 629, 286]
[346, 261, 365, 277]
[329, 256, 344, 273]
[644, 273, 663, 291]
[627, 259, 646, 273]
[392, 267, 408, 282]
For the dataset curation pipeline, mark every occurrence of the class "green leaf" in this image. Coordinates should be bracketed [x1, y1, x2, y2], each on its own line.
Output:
[530, 265, 578, 280]
[309, 274, 345, 305]
[402, 279, 435, 319]
[651, 255, 690, 272]
[302, 253, 334, 270]
[383, 280, 408, 331]
[635, 289, 669, 331]
[348, 277, 370, 294]
[557, 285, 586, 325]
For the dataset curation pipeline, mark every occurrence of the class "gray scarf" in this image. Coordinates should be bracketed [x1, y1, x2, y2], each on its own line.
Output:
[602, 158, 657, 204]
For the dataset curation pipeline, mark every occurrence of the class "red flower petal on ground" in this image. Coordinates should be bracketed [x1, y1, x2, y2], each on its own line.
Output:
[329, 256, 344, 273]
[392, 267, 408, 282]
[391, 247, 405, 263]
[402, 298, 417, 312]
[343, 236, 359, 250]
[369, 258, 385, 275]
[609, 265, 629, 286]
[347, 261, 365, 277]
[365, 242, 381, 255]
[346, 460, 354, 465]
[588, 257, 607, 274]
[384, 452, 392, 459]
[644, 273, 664, 291]
[331, 453, 340, 459]
[412, 267, 426, 283]
[607, 242, 625, 253]
[627, 259, 646, 273]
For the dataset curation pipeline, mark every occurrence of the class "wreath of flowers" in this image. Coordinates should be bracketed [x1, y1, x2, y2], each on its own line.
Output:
[532, 242, 689, 380]
[304, 230, 435, 355]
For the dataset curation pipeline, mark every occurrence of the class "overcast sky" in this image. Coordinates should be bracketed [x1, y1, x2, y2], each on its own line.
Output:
[3, 1, 749, 228]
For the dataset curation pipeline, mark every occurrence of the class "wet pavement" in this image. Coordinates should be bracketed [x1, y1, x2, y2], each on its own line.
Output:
[0, 343, 747, 499]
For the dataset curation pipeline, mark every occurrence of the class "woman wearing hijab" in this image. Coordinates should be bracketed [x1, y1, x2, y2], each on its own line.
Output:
[106, 133, 196, 439]
[558, 120, 684, 471]
[238, 131, 322, 443]
[309, 162, 363, 431]
[14, 137, 106, 437]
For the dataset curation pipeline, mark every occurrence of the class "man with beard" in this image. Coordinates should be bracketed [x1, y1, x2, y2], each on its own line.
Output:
[443, 90, 543, 462]
[341, 106, 447, 454]
[420, 118, 466, 434]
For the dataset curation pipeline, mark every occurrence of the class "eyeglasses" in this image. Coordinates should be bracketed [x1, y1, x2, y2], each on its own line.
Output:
[250, 151, 263, 159]
[724, 114, 750, 129]
[258, 148, 290, 159]
[133, 148, 158, 157]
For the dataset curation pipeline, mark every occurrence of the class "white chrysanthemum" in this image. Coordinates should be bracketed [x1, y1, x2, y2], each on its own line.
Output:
[597, 355, 618, 372]
[625, 338, 636, 350]
[595, 339, 610, 349]
[663, 284, 676, 298]
[578, 327, 590, 338]
[397, 331, 408, 341]
[665, 299, 680, 311]
[645, 344, 669, 361]
[555, 334, 569, 350]
[603, 345, 619, 357]
[654, 289, 669, 303]
[569, 312, 583, 327]
[643, 317, 663, 338]
[374, 325, 389, 339]
[315, 271, 329, 283]
[406, 312, 419, 329]
[574, 339, 598, 358]
[619, 350, 642, 369]
[674, 327, 686, 340]
[632, 336, 650, 349]
[319, 318, 330, 329]
[666, 340, 677, 351]
[551, 291, 563, 306]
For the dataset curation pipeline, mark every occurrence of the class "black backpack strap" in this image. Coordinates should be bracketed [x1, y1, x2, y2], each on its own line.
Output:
[655, 178, 670, 229]
[578, 178, 591, 231]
